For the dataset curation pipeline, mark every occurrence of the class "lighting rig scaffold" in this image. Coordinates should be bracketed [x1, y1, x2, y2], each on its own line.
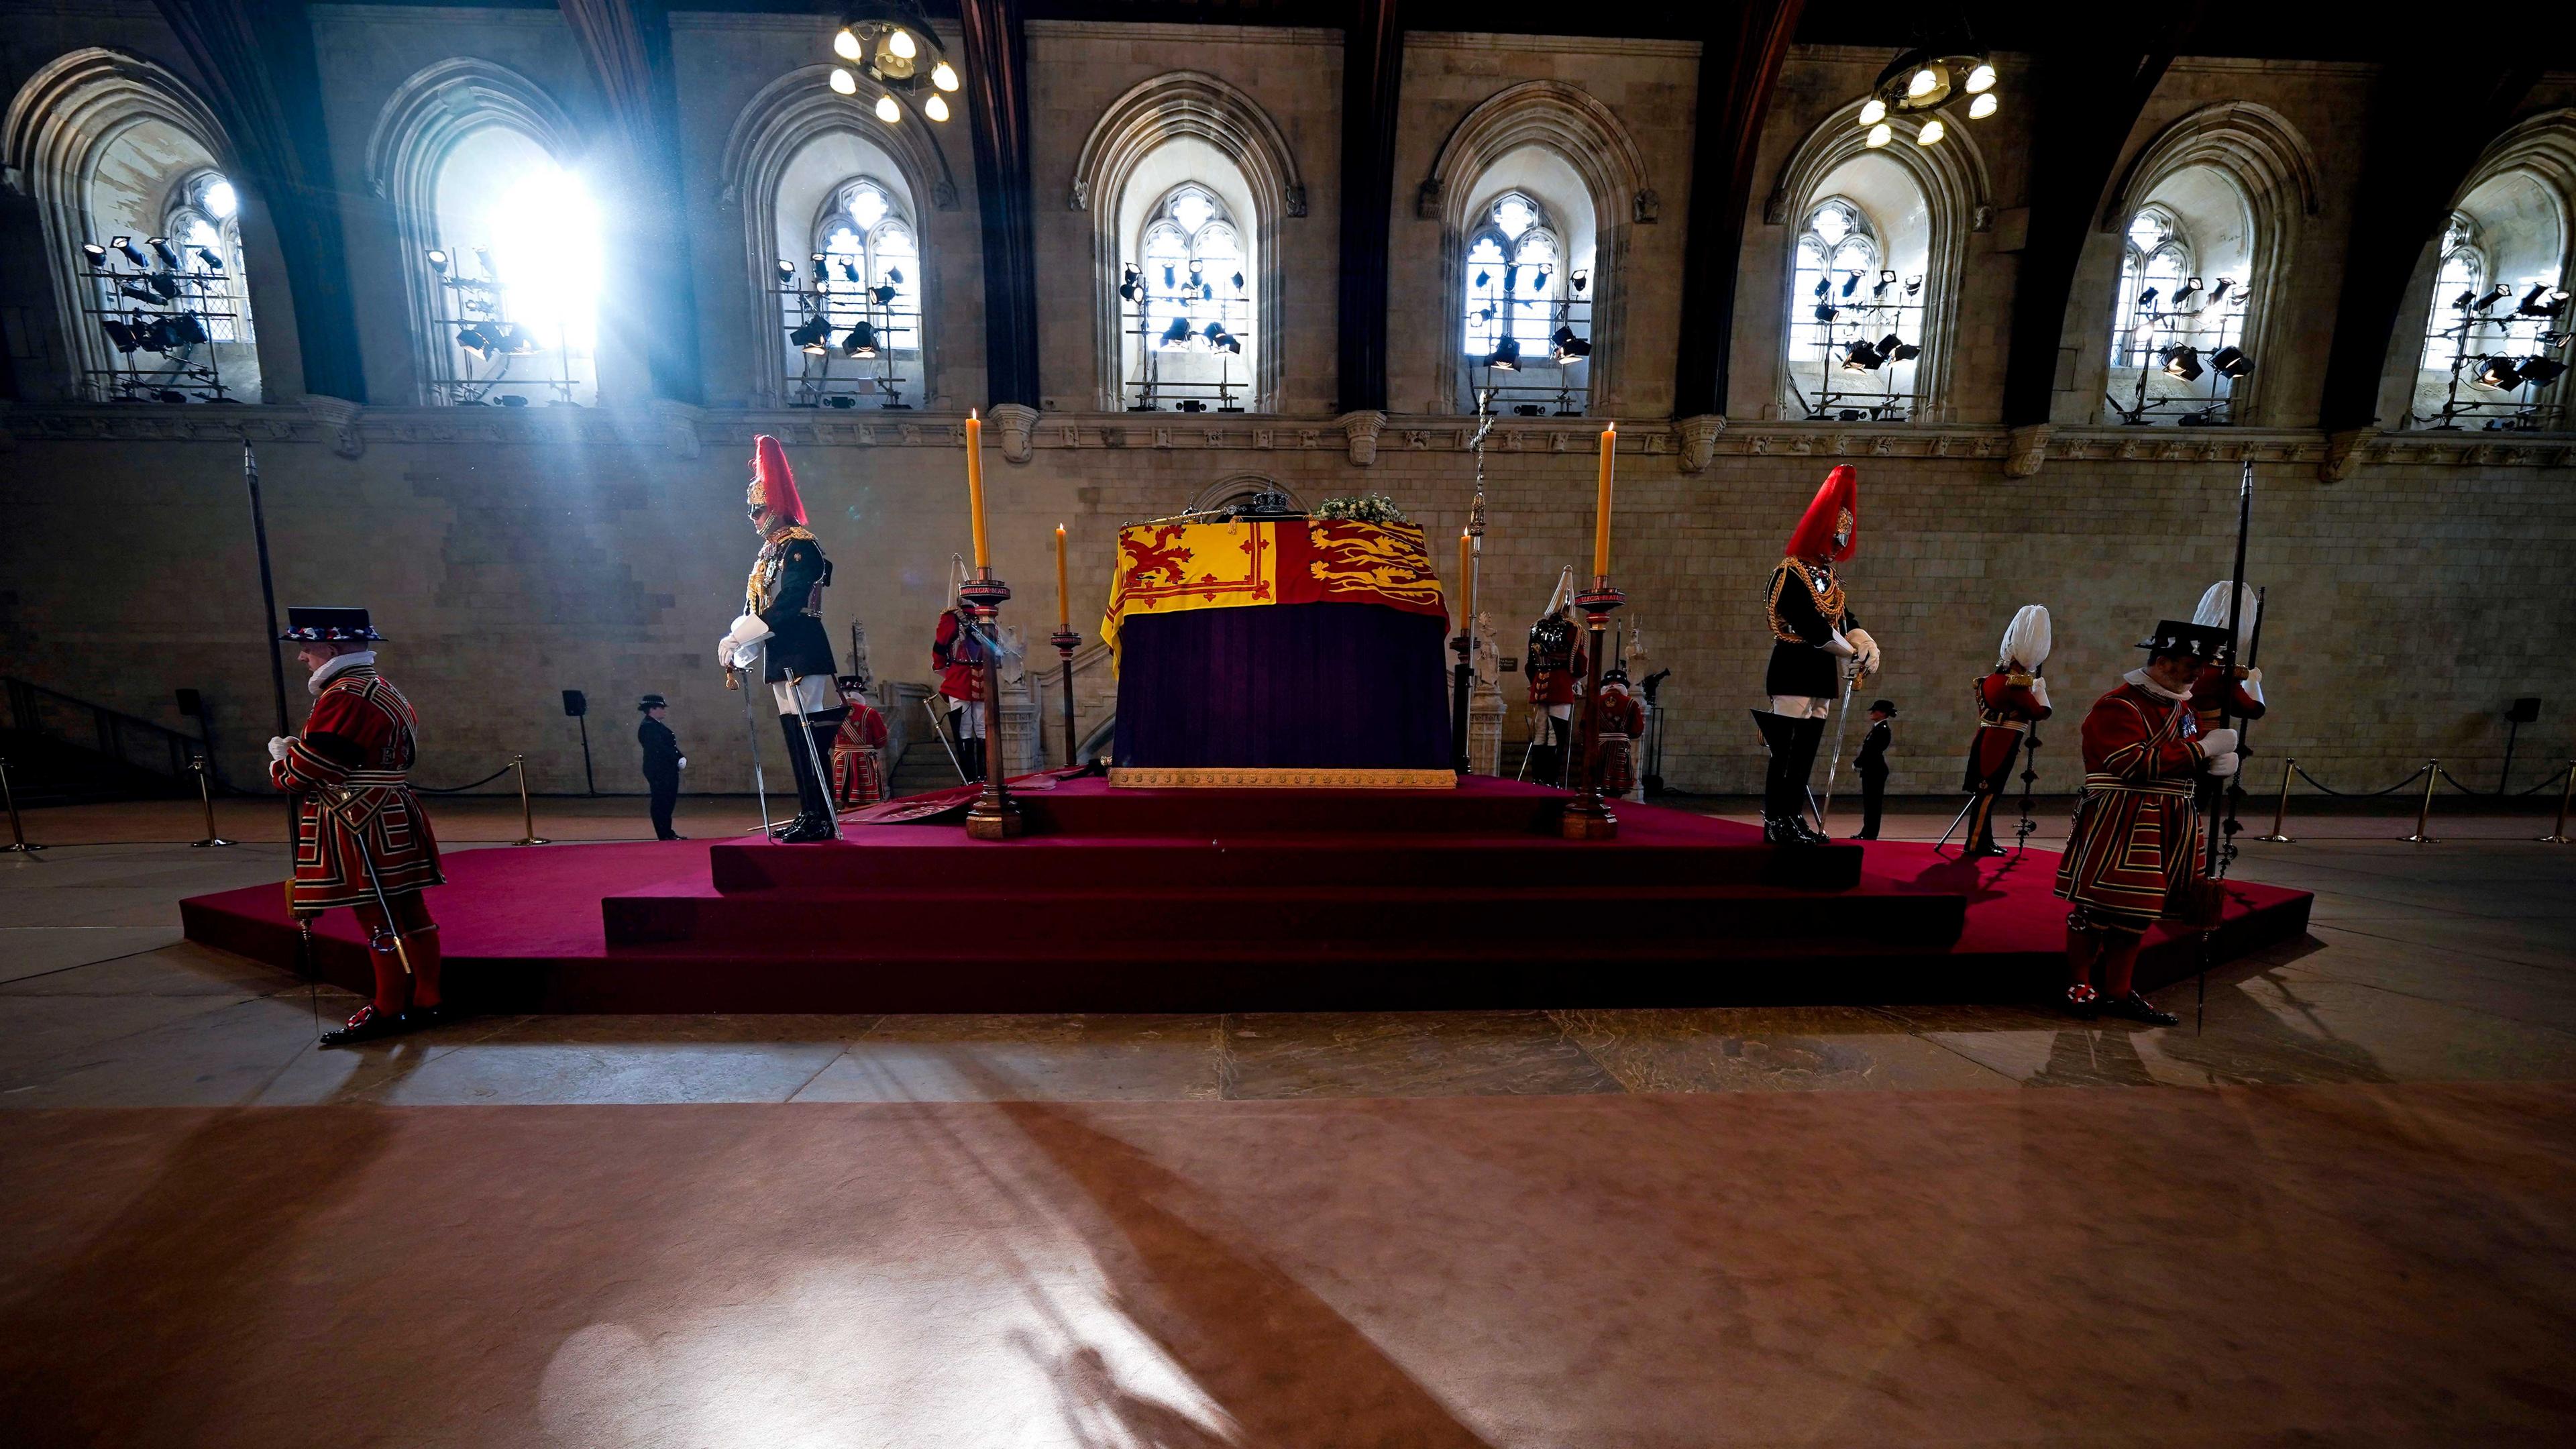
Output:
[2108, 275, 2254, 427]
[1790, 266, 1925, 422]
[1120, 257, 1249, 413]
[422, 246, 584, 407]
[73, 235, 246, 404]
[2413, 281, 2571, 431]
[779, 254, 919, 409]
[1468, 265, 1592, 417]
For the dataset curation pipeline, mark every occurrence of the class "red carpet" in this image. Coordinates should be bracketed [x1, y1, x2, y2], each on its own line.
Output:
[180, 776, 2310, 1013]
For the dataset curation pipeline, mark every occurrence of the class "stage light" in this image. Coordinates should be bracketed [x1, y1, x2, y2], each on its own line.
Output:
[101, 319, 141, 353]
[1967, 93, 1997, 123]
[1966, 62, 1996, 94]
[1885, 337, 1922, 363]
[811, 252, 830, 284]
[875, 95, 901, 124]
[1841, 271, 1861, 298]
[456, 323, 498, 360]
[118, 282, 160, 306]
[924, 93, 949, 123]
[493, 321, 540, 356]
[1570, 269, 1589, 294]
[1118, 264, 1138, 302]
[2473, 355, 2522, 389]
[2518, 283, 2570, 317]
[841, 320, 879, 358]
[1872, 269, 1896, 299]
[148, 235, 178, 268]
[834, 28, 863, 60]
[2174, 276, 2202, 305]
[791, 316, 832, 354]
[931, 61, 959, 92]
[1811, 276, 1830, 300]
[775, 258, 796, 279]
[1159, 315, 1192, 348]
[2208, 277, 2231, 302]
[1534, 268, 1552, 294]
[1858, 97, 1887, 126]
[427, 247, 451, 275]
[830, 68, 858, 95]
[2516, 356, 2568, 386]
[840, 258, 863, 284]
[474, 245, 495, 278]
[1917, 118, 1946, 146]
[1551, 325, 1591, 360]
[2161, 345, 2203, 382]
[1203, 321, 1241, 354]
[144, 272, 181, 301]
[885, 266, 903, 286]
[1905, 274, 1923, 297]
[1841, 339, 1882, 372]
[2209, 345, 2252, 378]
[2137, 286, 2160, 311]
[1231, 269, 1244, 292]
[80, 241, 107, 265]
[1866, 123, 1893, 149]
[159, 312, 207, 347]
[1814, 302, 1838, 323]
[872, 282, 898, 306]
[113, 235, 146, 267]
[192, 244, 224, 272]
[2471, 284, 2510, 313]
[1488, 333, 1521, 371]
[2453, 288, 2477, 312]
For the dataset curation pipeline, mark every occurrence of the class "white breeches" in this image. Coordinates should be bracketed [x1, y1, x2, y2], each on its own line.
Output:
[1770, 694, 1832, 720]
[772, 676, 837, 716]
[1546, 703, 1572, 721]
[948, 699, 987, 739]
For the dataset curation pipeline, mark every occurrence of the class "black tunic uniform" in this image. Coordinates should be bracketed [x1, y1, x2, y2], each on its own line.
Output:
[639, 716, 682, 839]
[1855, 716, 1891, 840]
[749, 529, 839, 684]
[1764, 559, 1859, 700]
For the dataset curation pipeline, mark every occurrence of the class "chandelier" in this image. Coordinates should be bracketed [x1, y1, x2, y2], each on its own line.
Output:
[1854, 40, 1998, 150]
[828, 1, 959, 124]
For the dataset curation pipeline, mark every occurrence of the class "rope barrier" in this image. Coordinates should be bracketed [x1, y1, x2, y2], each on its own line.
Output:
[2433, 761, 2573, 799]
[2286, 760, 2432, 798]
[410, 762, 518, 795]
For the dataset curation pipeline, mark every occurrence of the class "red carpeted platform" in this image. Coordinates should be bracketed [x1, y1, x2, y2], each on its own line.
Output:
[180, 775, 2311, 1014]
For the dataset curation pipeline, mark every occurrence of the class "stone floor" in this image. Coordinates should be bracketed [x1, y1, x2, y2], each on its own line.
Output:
[2, 797, 2573, 1444]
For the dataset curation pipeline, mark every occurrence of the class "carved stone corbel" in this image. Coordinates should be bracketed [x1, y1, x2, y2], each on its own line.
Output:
[2003, 423, 2051, 478]
[2320, 426, 2377, 484]
[1337, 409, 1387, 467]
[987, 402, 1039, 464]
[301, 394, 365, 460]
[1676, 414, 1725, 473]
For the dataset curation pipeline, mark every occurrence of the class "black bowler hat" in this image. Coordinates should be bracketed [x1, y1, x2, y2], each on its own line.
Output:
[277, 606, 382, 642]
[2137, 619, 2229, 659]
[637, 694, 669, 711]
[1869, 699, 1896, 714]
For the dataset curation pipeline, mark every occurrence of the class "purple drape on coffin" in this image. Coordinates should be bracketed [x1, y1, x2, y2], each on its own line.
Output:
[1112, 604, 1452, 769]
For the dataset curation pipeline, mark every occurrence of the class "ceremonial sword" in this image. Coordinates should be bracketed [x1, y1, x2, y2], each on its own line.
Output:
[786, 674, 843, 840]
[1815, 673, 1858, 833]
[726, 657, 773, 835]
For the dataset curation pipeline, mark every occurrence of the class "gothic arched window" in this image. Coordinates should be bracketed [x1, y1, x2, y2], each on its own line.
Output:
[1790, 197, 1882, 355]
[1460, 191, 1567, 359]
[2421, 214, 2489, 372]
[1121, 182, 1254, 410]
[2114, 206, 2192, 368]
[814, 177, 922, 356]
[162, 169, 252, 343]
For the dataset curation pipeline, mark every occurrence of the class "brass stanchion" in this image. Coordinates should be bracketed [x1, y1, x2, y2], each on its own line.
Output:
[2253, 756, 2295, 843]
[2398, 759, 2438, 845]
[2542, 761, 2573, 845]
[0, 757, 41, 853]
[189, 752, 232, 848]
[512, 753, 550, 846]
[961, 573, 1022, 840]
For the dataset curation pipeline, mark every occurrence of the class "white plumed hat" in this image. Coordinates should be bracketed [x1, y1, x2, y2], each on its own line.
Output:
[1998, 604, 2052, 672]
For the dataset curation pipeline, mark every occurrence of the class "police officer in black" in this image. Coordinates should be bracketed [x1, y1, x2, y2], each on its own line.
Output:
[1854, 699, 1894, 840]
[638, 694, 686, 840]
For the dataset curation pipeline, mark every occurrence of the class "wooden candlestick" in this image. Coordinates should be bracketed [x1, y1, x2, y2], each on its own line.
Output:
[959, 572, 1020, 839]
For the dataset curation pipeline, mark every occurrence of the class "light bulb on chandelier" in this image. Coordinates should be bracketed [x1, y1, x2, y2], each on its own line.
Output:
[875, 94, 901, 124]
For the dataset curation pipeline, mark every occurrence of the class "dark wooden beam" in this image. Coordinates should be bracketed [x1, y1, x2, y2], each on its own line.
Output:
[1336, 0, 1401, 414]
[1996, 15, 2202, 429]
[1670, 0, 1803, 419]
[959, 0, 1040, 407]
[152, 0, 370, 402]
[559, 0, 704, 404]
[2315, 63, 2540, 435]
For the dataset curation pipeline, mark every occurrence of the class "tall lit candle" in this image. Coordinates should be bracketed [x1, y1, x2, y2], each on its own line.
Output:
[1592, 419, 1616, 580]
[1458, 529, 1474, 630]
[1055, 524, 1070, 629]
[964, 409, 989, 570]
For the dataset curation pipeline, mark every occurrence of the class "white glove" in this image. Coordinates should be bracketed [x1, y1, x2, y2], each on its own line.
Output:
[1845, 628, 1882, 680]
[2242, 667, 2265, 707]
[677, 756, 688, 769]
[1824, 629, 1857, 657]
[2204, 750, 2241, 778]
[718, 613, 771, 669]
[2029, 676, 2051, 712]
[2198, 728, 2239, 758]
[266, 735, 292, 762]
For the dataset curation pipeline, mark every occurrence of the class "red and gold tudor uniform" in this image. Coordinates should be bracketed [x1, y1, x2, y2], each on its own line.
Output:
[1962, 605, 2054, 857]
[2053, 620, 2240, 1024]
[1593, 668, 1646, 800]
[932, 565, 991, 782]
[1521, 566, 1583, 787]
[266, 607, 444, 1044]
[830, 677, 890, 808]
[1756, 465, 1880, 847]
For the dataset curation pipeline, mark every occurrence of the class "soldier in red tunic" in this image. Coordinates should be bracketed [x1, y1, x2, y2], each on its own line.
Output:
[1593, 667, 1646, 800]
[932, 557, 990, 783]
[2054, 620, 2243, 1025]
[1524, 567, 1585, 787]
[1756, 466, 1881, 846]
[2188, 581, 2269, 733]
[1961, 604, 2054, 858]
[266, 606, 445, 1046]
[830, 674, 890, 808]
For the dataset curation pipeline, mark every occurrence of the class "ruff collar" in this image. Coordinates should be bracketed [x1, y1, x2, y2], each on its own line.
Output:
[309, 650, 377, 696]
[2123, 667, 2191, 704]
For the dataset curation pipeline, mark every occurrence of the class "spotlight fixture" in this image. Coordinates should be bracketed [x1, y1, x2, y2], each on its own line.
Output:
[158, 312, 207, 348]
[2208, 277, 2231, 303]
[1814, 302, 1839, 323]
[1872, 269, 1896, 299]
[1203, 320, 1241, 354]
[871, 283, 898, 306]
[1551, 325, 1591, 360]
[1188, 259, 1211, 300]
[1570, 269, 1590, 294]
[2518, 283, 2571, 318]
[2516, 356, 2569, 386]
[811, 252, 831, 284]
[2473, 354, 2522, 390]
[1231, 270, 1245, 292]
[833, 1, 954, 106]
[1474, 269, 1491, 290]
[875, 94, 902, 124]
[2161, 345, 2203, 382]
[80, 241, 107, 265]
[144, 271, 181, 301]
[1905, 274, 1923, 297]
[456, 323, 498, 360]
[1841, 339, 1882, 372]
[885, 266, 903, 286]
[2470, 284, 2510, 313]
[775, 258, 796, 279]
[148, 236, 178, 269]
[113, 235, 147, 267]
[1119, 264, 1140, 301]
[841, 320, 879, 358]
[118, 282, 161, 306]
[493, 322, 540, 356]
[791, 316, 833, 354]
[101, 319, 142, 353]
[1487, 333, 1521, 371]
[2174, 276, 2203, 305]
[427, 247, 451, 275]
[1885, 338, 1922, 363]
[1811, 276, 1831, 300]
[1159, 315, 1192, 349]
[2137, 286, 2160, 311]
[837, 258, 861, 284]
[2208, 345, 2252, 379]
[474, 246, 496, 278]
[834, 28, 863, 60]
[1968, 92, 1998, 120]
[1841, 271, 1861, 298]
[2453, 288, 2478, 313]
[191, 244, 224, 272]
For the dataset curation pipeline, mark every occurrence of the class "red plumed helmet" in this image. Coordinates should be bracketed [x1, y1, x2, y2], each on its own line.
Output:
[1784, 464, 1858, 561]
[747, 434, 806, 526]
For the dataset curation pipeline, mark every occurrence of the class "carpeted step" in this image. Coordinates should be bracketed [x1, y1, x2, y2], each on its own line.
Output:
[600, 882, 1964, 954]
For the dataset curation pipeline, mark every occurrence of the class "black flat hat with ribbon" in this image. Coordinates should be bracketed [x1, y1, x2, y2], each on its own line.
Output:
[2136, 619, 2227, 659]
[637, 693, 669, 711]
[277, 606, 383, 642]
